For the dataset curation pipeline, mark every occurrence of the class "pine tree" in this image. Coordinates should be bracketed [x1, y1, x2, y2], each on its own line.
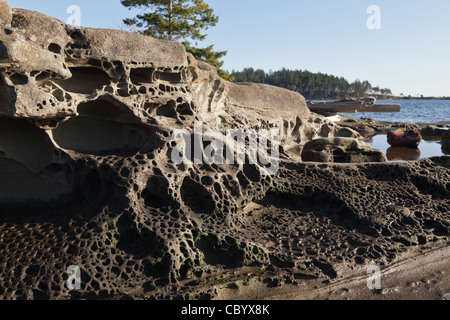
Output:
[182, 42, 231, 80]
[121, 0, 232, 81]
[229, 68, 391, 100]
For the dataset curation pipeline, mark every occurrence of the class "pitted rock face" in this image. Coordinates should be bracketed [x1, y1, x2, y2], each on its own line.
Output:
[302, 137, 388, 163]
[0, 0, 11, 29]
[0, 3, 449, 300]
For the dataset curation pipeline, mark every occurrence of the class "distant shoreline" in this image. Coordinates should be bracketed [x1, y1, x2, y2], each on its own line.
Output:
[307, 96, 450, 101]
[383, 97, 450, 101]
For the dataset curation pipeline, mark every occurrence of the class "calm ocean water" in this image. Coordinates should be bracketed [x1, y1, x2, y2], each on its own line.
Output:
[364, 134, 450, 161]
[340, 100, 450, 160]
[341, 100, 450, 124]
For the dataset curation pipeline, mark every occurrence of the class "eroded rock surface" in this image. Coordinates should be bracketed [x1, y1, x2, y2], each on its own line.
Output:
[388, 130, 423, 148]
[0, 3, 449, 300]
[302, 137, 387, 163]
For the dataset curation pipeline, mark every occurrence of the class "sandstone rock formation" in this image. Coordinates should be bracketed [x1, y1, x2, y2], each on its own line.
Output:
[443, 130, 450, 154]
[0, 0, 12, 31]
[443, 130, 450, 145]
[421, 126, 448, 139]
[388, 130, 423, 148]
[302, 137, 387, 163]
[0, 2, 449, 300]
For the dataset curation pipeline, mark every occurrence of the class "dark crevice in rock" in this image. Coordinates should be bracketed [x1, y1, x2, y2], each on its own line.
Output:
[54, 67, 110, 94]
[180, 177, 215, 215]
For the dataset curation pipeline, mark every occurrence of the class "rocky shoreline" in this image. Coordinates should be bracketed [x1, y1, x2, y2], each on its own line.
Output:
[0, 1, 448, 301]
[336, 114, 450, 136]
[336, 115, 450, 153]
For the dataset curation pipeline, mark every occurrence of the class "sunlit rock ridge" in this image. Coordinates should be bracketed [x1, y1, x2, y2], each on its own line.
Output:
[0, 1, 448, 300]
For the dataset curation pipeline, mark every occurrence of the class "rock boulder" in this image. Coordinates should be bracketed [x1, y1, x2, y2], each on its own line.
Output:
[387, 130, 422, 148]
[0, 0, 11, 30]
[0, 1, 449, 301]
[302, 137, 387, 163]
[421, 126, 448, 139]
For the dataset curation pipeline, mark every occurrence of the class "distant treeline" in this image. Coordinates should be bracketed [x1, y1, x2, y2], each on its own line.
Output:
[229, 68, 393, 100]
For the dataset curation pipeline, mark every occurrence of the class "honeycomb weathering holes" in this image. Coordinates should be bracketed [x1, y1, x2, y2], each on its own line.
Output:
[130, 67, 154, 85]
[48, 43, 62, 54]
[0, 117, 73, 202]
[54, 67, 110, 94]
[1, 4, 449, 300]
[180, 177, 215, 214]
[52, 98, 163, 156]
[141, 176, 171, 209]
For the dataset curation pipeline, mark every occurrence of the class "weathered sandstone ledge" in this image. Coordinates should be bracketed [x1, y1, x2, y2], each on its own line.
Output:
[0, 1, 448, 300]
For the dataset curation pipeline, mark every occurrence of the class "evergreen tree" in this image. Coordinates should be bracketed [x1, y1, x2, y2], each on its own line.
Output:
[182, 42, 231, 80]
[229, 68, 392, 100]
[350, 79, 367, 97]
[121, 0, 232, 80]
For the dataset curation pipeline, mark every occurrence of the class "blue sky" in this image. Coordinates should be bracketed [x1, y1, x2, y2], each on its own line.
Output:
[9, 0, 450, 97]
